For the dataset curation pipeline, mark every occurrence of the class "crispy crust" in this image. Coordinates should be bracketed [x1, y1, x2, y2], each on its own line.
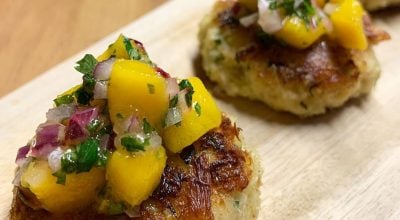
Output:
[10, 116, 261, 220]
[199, 0, 389, 116]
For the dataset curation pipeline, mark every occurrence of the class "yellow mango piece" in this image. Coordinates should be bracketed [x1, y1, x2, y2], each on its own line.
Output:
[330, 0, 367, 50]
[97, 35, 130, 61]
[60, 84, 81, 96]
[238, 0, 257, 11]
[163, 77, 222, 153]
[106, 147, 167, 206]
[274, 16, 326, 49]
[108, 60, 169, 131]
[21, 160, 105, 213]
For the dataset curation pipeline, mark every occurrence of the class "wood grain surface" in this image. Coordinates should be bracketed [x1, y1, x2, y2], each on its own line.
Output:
[0, 0, 166, 97]
[0, 0, 400, 219]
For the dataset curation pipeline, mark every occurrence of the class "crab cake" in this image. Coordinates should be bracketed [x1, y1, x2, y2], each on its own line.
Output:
[360, 0, 400, 10]
[199, 0, 390, 116]
[10, 35, 261, 219]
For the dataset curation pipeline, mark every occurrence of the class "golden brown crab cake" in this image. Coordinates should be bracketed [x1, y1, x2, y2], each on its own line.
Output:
[199, 0, 389, 116]
[360, 0, 400, 10]
[10, 116, 261, 220]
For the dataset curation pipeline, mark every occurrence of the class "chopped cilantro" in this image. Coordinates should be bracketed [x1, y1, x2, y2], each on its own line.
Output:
[169, 95, 179, 108]
[147, 83, 155, 94]
[123, 36, 141, 60]
[142, 118, 154, 134]
[178, 80, 194, 107]
[61, 149, 78, 173]
[121, 136, 148, 152]
[75, 54, 98, 75]
[52, 170, 66, 185]
[268, 0, 315, 24]
[57, 138, 109, 184]
[194, 102, 201, 116]
[74, 86, 92, 105]
[87, 119, 102, 136]
[53, 94, 74, 106]
[76, 138, 100, 173]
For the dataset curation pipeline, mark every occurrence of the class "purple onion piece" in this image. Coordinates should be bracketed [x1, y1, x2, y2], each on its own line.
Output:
[156, 67, 170, 78]
[166, 77, 179, 98]
[93, 81, 108, 99]
[46, 104, 76, 122]
[15, 145, 30, 167]
[31, 123, 65, 158]
[94, 58, 115, 81]
[66, 107, 99, 141]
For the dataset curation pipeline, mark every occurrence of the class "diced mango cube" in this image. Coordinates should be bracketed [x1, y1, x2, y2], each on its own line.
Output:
[97, 35, 131, 61]
[21, 160, 105, 213]
[163, 77, 222, 153]
[108, 60, 169, 131]
[274, 16, 326, 49]
[106, 147, 167, 206]
[330, 0, 367, 50]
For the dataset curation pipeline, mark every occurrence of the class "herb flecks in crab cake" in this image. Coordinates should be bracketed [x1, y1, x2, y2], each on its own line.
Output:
[11, 35, 261, 219]
[199, 0, 390, 116]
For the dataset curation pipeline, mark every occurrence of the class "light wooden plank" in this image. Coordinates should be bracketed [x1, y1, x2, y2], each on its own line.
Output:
[0, 0, 399, 219]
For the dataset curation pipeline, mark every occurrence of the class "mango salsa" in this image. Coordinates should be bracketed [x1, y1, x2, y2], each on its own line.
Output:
[163, 77, 222, 153]
[330, 0, 367, 50]
[108, 60, 169, 131]
[106, 147, 167, 206]
[97, 35, 131, 61]
[274, 16, 326, 49]
[21, 160, 105, 213]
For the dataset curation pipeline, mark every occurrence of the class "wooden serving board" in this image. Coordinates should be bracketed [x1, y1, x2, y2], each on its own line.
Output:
[0, 0, 399, 219]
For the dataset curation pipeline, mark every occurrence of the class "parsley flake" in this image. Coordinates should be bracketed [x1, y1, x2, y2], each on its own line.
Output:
[121, 136, 148, 152]
[194, 102, 202, 116]
[123, 37, 141, 60]
[53, 94, 74, 106]
[75, 54, 98, 75]
[147, 83, 155, 94]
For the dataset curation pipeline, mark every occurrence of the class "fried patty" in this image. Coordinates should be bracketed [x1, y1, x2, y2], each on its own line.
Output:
[199, 0, 389, 116]
[360, 0, 400, 10]
[10, 116, 261, 220]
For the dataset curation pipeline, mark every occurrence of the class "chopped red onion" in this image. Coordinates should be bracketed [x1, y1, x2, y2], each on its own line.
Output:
[148, 133, 162, 148]
[65, 107, 99, 141]
[240, 13, 258, 27]
[166, 77, 179, 98]
[15, 145, 30, 167]
[258, 0, 283, 34]
[31, 123, 65, 158]
[156, 67, 170, 78]
[93, 81, 108, 99]
[46, 104, 76, 123]
[94, 58, 115, 81]
[100, 134, 110, 150]
[164, 107, 182, 127]
[47, 147, 64, 172]
[177, 90, 190, 114]
[113, 115, 140, 135]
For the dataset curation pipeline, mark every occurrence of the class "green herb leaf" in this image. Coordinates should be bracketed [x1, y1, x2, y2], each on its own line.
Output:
[194, 102, 201, 116]
[268, 0, 315, 24]
[87, 119, 103, 136]
[52, 170, 67, 185]
[123, 37, 141, 60]
[178, 80, 195, 107]
[61, 149, 78, 174]
[142, 118, 154, 134]
[75, 54, 98, 75]
[147, 83, 155, 94]
[53, 94, 74, 106]
[121, 136, 148, 152]
[169, 95, 179, 108]
[74, 86, 93, 105]
[76, 138, 100, 173]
